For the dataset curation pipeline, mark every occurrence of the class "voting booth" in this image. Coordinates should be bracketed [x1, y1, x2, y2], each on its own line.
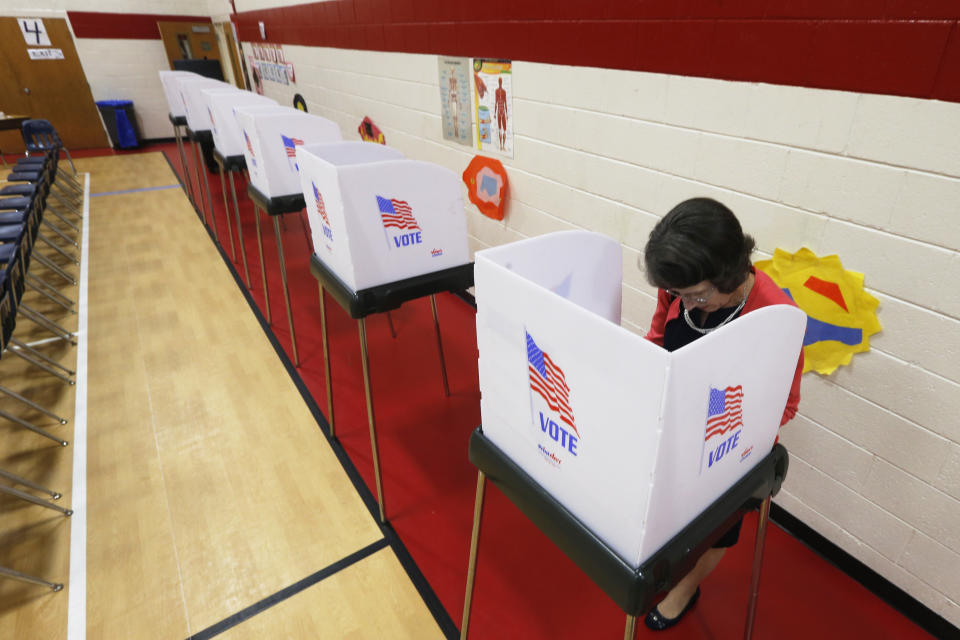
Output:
[296, 141, 474, 522]
[238, 106, 342, 200]
[178, 77, 231, 134]
[159, 70, 200, 207]
[206, 90, 276, 160]
[462, 231, 806, 638]
[174, 75, 232, 232]
[297, 141, 469, 291]
[204, 90, 277, 284]
[159, 70, 196, 119]
[236, 106, 343, 366]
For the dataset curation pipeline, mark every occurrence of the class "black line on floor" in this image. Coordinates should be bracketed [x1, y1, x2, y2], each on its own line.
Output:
[175, 158, 460, 638]
[771, 504, 955, 639]
[185, 538, 389, 640]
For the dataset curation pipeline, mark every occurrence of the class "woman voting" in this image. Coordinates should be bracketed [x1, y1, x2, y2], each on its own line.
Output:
[641, 197, 804, 630]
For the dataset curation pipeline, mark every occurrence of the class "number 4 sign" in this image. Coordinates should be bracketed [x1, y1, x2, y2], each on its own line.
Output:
[19, 18, 52, 47]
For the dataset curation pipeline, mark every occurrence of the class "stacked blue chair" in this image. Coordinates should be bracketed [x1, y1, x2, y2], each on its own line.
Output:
[0, 152, 77, 444]
[1, 144, 80, 314]
[0, 142, 77, 593]
[0, 267, 72, 594]
[21, 119, 79, 185]
[8, 126, 84, 228]
[1, 153, 80, 291]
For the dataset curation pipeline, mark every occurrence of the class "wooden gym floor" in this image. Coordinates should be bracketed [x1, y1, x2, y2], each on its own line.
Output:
[0, 152, 445, 639]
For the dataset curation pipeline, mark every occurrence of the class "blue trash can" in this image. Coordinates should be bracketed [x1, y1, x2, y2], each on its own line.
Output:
[96, 100, 141, 149]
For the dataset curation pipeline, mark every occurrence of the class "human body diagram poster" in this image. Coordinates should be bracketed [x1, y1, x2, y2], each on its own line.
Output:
[438, 57, 472, 147]
[473, 59, 513, 158]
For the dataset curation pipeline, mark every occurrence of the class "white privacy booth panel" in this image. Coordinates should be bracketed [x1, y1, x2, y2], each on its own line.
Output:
[159, 70, 198, 118]
[204, 89, 276, 157]
[476, 231, 669, 569]
[235, 104, 288, 180]
[475, 231, 806, 569]
[296, 142, 469, 291]
[177, 76, 230, 131]
[237, 107, 343, 199]
[640, 304, 806, 562]
[193, 87, 240, 136]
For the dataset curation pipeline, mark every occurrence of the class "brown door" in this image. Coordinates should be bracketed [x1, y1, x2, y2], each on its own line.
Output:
[0, 16, 107, 152]
[216, 21, 245, 89]
[158, 21, 224, 75]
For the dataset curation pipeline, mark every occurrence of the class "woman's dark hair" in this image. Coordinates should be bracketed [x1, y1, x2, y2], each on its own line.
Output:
[643, 198, 755, 293]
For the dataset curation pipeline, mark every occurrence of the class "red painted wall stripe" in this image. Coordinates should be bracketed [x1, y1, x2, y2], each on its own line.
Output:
[68, 12, 211, 40]
[230, 1, 960, 102]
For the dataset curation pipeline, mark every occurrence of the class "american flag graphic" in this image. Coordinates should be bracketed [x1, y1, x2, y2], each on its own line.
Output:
[312, 183, 330, 226]
[281, 134, 304, 158]
[376, 196, 421, 231]
[526, 332, 578, 435]
[244, 130, 254, 157]
[704, 385, 743, 442]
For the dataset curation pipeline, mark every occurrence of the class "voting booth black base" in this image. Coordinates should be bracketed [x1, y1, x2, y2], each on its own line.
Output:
[212, 149, 249, 285]
[247, 183, 307, 365]
[461, 427, 789, 639]
[309, 253, 474, 523]
[309, 253, 474, 319]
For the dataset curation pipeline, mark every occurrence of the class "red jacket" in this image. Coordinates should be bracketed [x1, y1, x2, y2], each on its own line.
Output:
[645, 269, 804, 426]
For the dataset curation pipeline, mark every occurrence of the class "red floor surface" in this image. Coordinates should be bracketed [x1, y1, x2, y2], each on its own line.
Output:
[134, 142, 932, 639]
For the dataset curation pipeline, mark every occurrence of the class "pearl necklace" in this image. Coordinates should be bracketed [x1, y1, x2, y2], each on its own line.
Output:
[682, 278, 752, 335]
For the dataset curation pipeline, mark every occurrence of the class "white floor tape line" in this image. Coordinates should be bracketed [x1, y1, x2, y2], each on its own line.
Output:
[66, 172, 89, 640]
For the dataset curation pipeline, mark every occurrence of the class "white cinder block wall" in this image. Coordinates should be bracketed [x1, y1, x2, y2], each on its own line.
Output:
[73, 37, 174, 140]
[243, 42, 960, 625]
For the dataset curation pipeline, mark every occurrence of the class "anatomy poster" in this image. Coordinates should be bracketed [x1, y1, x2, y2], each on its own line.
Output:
[473, 59, 513, 158]
[438, 56, 472, 146]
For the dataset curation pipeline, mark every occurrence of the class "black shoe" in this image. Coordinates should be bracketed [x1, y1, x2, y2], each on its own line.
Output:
[643, 587, 701, 631]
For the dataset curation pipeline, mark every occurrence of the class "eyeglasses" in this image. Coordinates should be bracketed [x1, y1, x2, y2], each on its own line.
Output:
[666, 285, 716, 305]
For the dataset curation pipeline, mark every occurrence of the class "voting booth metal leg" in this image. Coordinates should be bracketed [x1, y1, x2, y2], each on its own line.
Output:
[197, 146, 218, 240]
[272, 216, 300, 367]
[217, 165, 237, 261]
[358, 318, 386, 523]
[624, 616, 638, 640]
[430, 294, 451, 397]
[0, 484, 73, 516]
[460, 470, 487, 640]
[174, 126, 195, 207]
[191, 141, 212, 230]
[318, 284, 335, 437]
[386, 311, 397, 338]
[227, 171, 251, 287]
[0, 566, 63, 592]
[744, 495, 772, 640]
[254, 206, 272, 323]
